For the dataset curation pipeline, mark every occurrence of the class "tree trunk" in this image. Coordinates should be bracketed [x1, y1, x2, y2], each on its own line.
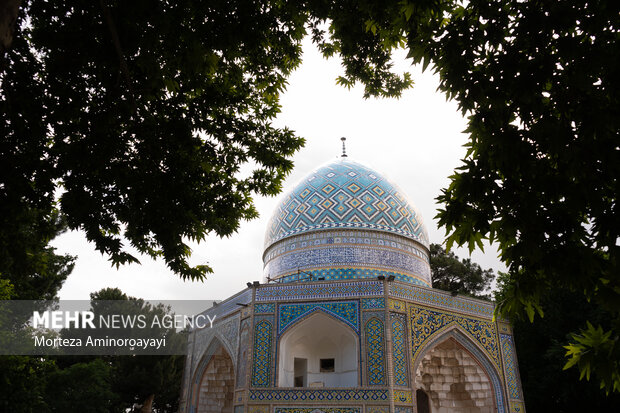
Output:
[0, 0, 22, 54]
[139, 394, 155, 413]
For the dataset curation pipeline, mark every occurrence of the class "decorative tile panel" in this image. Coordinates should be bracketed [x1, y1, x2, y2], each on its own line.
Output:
[220, 315, 240, 363]
[393, 390, 412, 404]
[394, 407, 412, 413]
[410, 305, 500, 369]
[242, 306, 253, 319]
[366, 407, 389, 413]
[391, 313, 408, 387]
[264, 230, 429, 263]
[500, 334, 523, 400]
[392, 283, 495, 319]
[362, 297, 385, 309]
[248, 389, 389, 401]
[189, 328, 214, 375]
[248, 406, 269, 413]
[363, 311, 385, 324]
[255, 303, 276, 313]
[251, 319, 273, 387]
[510, 401, 526, 412]
[270, 267, 428, 286]
[274, 408, 361, 413]
[278, 301, 360, 334]
[388, 299, 406, 312]
[498, 321, 512, 334]
[256, 281, 383, 302]
[190, 313, 240, 374]
[365, 318, 386, 385]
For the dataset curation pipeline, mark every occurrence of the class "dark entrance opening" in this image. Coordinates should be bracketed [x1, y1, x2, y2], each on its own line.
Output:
[416, 389, 430, 413]
[294, 357, 307, 387]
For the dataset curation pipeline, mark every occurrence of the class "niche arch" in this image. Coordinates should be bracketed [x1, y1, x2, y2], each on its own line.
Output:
[190, 337, 235, 413]
[413, 327, 505, 413]
[277, 310, 359, 387]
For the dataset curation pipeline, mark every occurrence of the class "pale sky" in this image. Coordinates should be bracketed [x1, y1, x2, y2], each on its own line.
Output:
[55, 38, 506, 301]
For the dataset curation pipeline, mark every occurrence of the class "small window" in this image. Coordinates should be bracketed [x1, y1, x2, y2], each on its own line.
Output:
[320, 358, 335, 372]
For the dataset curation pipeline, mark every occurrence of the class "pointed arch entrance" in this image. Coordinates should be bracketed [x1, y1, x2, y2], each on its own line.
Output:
[277, 311, 359, 387]
[413, 328, 503, 413]
[416, 389, 431, 413]
[194, 338, 235, 413]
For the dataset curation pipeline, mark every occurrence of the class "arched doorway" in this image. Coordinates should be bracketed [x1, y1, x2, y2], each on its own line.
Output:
[415, 338, 495, 413]
[278, 311, 358, 387]
[196, 341, 235, 413]
[416, 389, 431, 413]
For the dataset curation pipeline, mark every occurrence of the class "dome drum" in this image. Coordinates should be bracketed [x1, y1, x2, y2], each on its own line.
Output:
[263, 229, 431, 286]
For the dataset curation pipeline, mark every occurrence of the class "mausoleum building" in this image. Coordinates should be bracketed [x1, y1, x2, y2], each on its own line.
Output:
[180, 156, 526, 413]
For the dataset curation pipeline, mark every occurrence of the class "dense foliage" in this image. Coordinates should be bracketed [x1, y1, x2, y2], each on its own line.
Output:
[495, 274, 620, 411]
[1, 0, 306, 281]
[312, 0, 619, 392]
[0, 288, 183, 412]
[429, 243, 494, 299]
[2, 0, 618, 393]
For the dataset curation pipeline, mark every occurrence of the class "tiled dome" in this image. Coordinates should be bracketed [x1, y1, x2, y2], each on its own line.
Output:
[265, 159, 429, 248]
[263, 158, 431, 286]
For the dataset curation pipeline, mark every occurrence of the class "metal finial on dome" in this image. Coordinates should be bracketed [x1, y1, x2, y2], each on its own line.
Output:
[340, 137, 348, 158]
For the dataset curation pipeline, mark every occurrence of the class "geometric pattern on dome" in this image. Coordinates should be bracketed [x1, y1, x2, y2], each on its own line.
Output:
[265, 159, 429, 249]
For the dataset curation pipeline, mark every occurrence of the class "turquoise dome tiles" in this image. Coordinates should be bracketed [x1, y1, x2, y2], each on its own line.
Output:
[264, 159, 429, 249]
[263, 159, 432, 286]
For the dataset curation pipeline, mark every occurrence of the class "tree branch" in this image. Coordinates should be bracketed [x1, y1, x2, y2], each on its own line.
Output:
[98, 0, 136, 110]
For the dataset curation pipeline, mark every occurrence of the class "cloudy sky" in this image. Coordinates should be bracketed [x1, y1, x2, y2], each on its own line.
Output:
[54, 38, 506, 301]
